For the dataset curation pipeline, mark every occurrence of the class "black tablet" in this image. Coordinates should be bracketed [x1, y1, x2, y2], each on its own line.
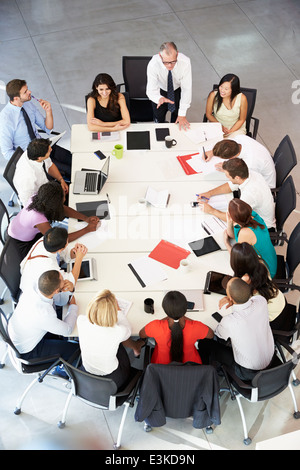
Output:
[188, 236, 221, 257]
[204, 271, 231, 295]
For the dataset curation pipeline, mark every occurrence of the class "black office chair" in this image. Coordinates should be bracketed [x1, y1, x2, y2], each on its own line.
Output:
[57, 359, 142, 449]
[135, 362, 221, 433]
[203, 85, 260, 139]
[221, 341, 300, 445]
[3, 146, 24, 207]
[0, 308, 62, 412]
[117, 56, 154, 122]
[270, 175, 296, 246]
[273, 222, 300, 293]
[0, 236, 23, 307]
[273, 135, 297, 189]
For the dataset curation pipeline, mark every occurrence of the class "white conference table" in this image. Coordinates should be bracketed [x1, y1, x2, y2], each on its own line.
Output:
[67, 122, 233, 335]
[70, 122, 223, 154]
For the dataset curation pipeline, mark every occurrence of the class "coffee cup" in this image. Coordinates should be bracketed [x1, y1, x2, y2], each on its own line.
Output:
[112, 144, 123, 159]
[165, 136, 177, 148]
[179, 258, 190, 274]
[144, 298, 154, 314]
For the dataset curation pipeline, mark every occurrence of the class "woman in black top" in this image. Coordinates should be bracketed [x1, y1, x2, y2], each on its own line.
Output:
[86, 73, 130, 132]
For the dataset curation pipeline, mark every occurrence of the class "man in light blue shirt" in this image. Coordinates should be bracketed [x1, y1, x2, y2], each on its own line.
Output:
[0, 79, 71, 180]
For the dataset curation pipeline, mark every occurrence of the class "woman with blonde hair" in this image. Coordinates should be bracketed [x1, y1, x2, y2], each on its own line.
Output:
[77, 289, 143, 389]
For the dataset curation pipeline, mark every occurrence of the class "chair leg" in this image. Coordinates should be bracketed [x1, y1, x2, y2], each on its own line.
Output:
[288, 383, 300, 419]
[14, 376, 40, 415]
[57, 390, 73, 429]
[113, 402, 130, 450]
[235, 395, 252, 445]
[0, 343, 8, 368]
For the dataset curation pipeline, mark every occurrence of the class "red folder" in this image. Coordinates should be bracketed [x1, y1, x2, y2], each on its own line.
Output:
[176, 152, 200, 175]
[149, 240, 191, 269]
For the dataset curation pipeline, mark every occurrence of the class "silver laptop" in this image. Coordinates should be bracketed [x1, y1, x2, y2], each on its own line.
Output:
[73, 156, 110, 195]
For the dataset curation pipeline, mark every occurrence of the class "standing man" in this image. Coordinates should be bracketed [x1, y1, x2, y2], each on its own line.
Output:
[0, 79, 71, 180]
[146, 42, 192, 130]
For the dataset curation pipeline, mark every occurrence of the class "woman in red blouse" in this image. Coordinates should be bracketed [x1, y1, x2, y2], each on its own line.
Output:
[139, 291, 214, 364]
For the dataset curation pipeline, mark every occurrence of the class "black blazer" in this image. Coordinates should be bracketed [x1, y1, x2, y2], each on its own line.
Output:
[135, 362, 221, 429]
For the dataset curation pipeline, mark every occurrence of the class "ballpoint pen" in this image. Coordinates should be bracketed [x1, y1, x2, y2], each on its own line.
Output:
[106, 193, 111, 203]
[196, 194, 209, 201]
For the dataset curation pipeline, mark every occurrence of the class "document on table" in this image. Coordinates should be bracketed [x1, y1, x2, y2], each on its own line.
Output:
[185, 123, 223, 144]
[117, 297, 133, 316]
[188, 155, 224, 175]
[201, 216, 227, 236]
[206, 194, 229, 212]
[128, 256, 168, 287]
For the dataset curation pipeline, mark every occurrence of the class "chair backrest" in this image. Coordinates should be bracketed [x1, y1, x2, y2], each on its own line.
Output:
[212, 84, 257, 135]
[275, 175, 296, 232]
[273, 135, 297, 187]
[63, 361, 118, 408]
[286, 222, 300, 278]
[122, 56, 152, 99]
[0, 308, 17, 353]
[3, 147, 24, 195]
[0, 236, 23, 303]
[251, 358, 295, 401]
[0, 199, 10, 246]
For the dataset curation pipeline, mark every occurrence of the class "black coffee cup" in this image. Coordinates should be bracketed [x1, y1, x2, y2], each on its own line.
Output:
[165, 136, 177, 148]
[144, 298, 154, 314]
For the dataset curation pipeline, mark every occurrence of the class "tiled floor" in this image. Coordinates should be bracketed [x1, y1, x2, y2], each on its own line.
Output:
[0, 0, 300, 451]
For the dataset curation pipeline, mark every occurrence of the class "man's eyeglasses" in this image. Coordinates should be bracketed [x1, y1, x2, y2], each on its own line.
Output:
[159, 53, 178, 66]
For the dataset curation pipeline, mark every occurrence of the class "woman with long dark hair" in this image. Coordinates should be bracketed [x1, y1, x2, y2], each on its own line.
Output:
[139, 291, 213, 364]
[86, 73, 130, 132]
[8, 181, 100, 257]
[220, 242, 286, 327]
[224, 198, 277, 278]
[205, 73, 247, 137]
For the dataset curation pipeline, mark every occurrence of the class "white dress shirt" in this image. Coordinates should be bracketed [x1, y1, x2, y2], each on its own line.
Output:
[77, 312, 131, 375]
[20, 238, 74, 303]
[228, 170, 276, 228]
[215, 295, 274, 370]
[146, 52, 192, 117]
[233, 135, 276, 188]
[13, 151, 53, 207]
[8, 287, 78, 354]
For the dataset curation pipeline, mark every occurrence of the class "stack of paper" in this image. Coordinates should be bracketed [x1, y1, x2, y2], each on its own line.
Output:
[128, 256, 168, 287]
[185, 123, 223, 144]
[188, 155, 224, 175]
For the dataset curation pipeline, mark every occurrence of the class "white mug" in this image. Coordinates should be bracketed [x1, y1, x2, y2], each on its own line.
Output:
[179, 258, 190, 273]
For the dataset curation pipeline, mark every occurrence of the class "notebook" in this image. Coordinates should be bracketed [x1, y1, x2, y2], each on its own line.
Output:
[188, 236, 221, 257]
[73, 156, 110, 195]
[126, 131, 150, 150]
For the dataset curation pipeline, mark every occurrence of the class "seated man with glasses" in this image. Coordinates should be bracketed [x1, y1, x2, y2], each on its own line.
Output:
[146, 42, 192, 130]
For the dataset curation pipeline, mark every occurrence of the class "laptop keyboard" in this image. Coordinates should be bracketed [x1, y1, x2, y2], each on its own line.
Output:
[84, 172, 98, 192]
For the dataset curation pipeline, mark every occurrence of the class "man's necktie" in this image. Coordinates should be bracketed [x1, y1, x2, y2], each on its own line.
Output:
[21, 107, 36, 141]
[167, 70, 176, 113]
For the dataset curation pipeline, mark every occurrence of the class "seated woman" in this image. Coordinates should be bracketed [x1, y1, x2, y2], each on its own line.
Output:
[220, 242, 287, 328]
[8, 181, 100, 258]
[224, 198, 277, 278]
[205, 73, 247, 137]
[86, 73, 130, 132]
[139, 291, 214, 364]
[77, 289, 144, 390]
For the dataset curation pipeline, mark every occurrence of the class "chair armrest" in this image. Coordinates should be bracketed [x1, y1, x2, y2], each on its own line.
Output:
[250, 117, 259, 139]
[116, 83, 125, 92]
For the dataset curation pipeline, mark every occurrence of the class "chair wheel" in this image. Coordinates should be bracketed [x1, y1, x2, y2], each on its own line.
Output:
[0, 363, 5, 369]
[14, 408, 21, 415]
[293, 411, 300, 419]
[292, 378, 300, 386]
[113, 443, 120, 450]
[8, 201, 14, 207]
[243, 437, 252, 445]
[57, 421, 65, 429]
[0, 299, 4, 305]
